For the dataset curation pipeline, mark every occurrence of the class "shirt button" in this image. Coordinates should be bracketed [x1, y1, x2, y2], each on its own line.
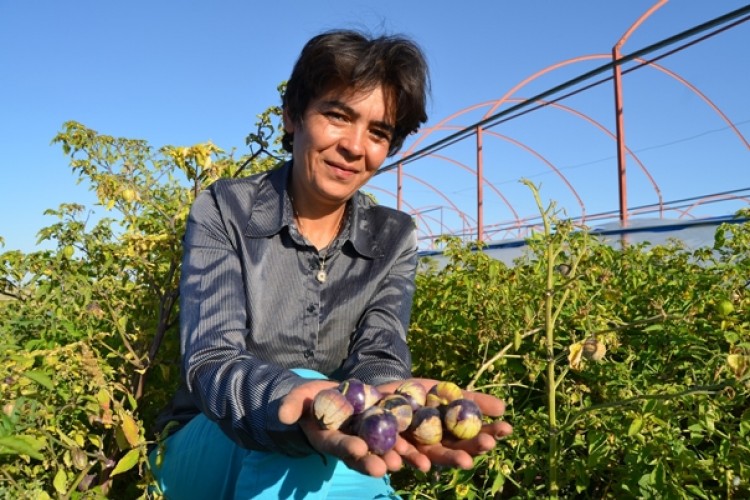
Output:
[303, 349, 314, 359]
[307, 304, 316, 313]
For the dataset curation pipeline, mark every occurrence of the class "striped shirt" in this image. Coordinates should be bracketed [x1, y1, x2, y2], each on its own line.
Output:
[155, 161, 417, 456]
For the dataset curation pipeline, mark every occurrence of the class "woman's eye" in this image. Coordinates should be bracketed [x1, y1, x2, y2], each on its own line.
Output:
[371, 129, 391, 142]
[326, 111, 348, 122]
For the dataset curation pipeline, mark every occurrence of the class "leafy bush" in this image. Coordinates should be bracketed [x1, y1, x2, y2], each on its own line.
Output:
[396, 189, 750, 499]
[0, 109, 284, 498]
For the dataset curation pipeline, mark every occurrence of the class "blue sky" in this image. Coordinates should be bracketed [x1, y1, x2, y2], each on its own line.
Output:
[2, 1, 748, 251]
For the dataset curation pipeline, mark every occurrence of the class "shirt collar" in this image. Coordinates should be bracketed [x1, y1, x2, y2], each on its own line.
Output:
[244, 161, 382, 259]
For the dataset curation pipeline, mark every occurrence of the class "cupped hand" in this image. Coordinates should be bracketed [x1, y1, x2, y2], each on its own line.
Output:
[377, 378, 513, 471]
[278, 378, 513, 477]
[278, 379, 405, 477]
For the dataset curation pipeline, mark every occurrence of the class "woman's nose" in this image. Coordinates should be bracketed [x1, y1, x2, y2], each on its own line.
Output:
[338, 126, 365, 158]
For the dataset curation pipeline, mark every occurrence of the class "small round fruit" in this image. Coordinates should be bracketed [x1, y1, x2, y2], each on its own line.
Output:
[121, 188, 137, 202]
[313, 389, 353, 430]
[443, 399, 483, 440]
[582, 338, 606, 362]
[715, 300, 735, 317]
[378, 394, 413, 432]
[338, 379, 381, 414]
[62, 245, 75, 259]
[555, 263, 572, 276]
[358, 411, 398, 455]
[425, 381, 463, 408]
[395, 380, 427, 410]
[408, 406, 443, 445]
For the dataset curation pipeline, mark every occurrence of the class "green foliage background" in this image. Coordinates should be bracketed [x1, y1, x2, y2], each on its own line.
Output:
[1, 112, 748, 498]
[395, 206, 750, 499]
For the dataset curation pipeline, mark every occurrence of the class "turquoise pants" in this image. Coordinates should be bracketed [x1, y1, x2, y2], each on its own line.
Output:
[148, 369, 400, 499]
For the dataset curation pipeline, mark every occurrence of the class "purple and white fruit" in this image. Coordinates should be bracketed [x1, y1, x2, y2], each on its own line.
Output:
[358, 410, 399, 455]
[338, 379, 382, 414]
[408, 406, 443, 445]
[443, 398, 483, 440]
[313, 389, 354, 430]
[425, 381, 463, 408]
[395, 380, 427, 410]
[378, 394, 413, 432]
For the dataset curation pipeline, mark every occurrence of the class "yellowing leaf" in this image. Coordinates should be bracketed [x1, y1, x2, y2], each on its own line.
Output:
[97, 389, 111, 410]
[727, 354, 748, 378]
[88, 434, 103, 449]
[22, 371, 53, 390]
[568, 342, 584, 371]
[513, 330, 522, 351]
[0, 435, 45, 460]
[110, 448, 140, 476]
[53, 469, 68, 494]
[119, 411, 140, 447]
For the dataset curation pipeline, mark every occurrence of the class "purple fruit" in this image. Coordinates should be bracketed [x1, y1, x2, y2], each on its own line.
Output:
[313, 389, 354, 430]
[338, 378, 382, 414]
[358, 410, 399, 455]
[408, 406, 443, 445]
[347, 405, 383, 436]
[395, 380, 427, 410]
[377, 394, 413, 432]
[425, 381, 463, 408]
[443, 398, 483, 440]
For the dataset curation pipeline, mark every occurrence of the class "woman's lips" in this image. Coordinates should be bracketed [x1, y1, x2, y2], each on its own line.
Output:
[327, 161, 357, 178]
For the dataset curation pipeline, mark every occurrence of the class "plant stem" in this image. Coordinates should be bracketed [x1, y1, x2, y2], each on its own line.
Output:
[528, 180, 560, 498]
[467, 328, 542, 390]
[545, 236, 559, 498]
[560, 383, 732, 432]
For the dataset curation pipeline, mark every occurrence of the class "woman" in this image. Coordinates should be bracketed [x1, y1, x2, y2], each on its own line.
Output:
[151, 29, 512, 499]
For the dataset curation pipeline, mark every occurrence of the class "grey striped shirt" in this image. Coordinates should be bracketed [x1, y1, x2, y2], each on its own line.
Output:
[155, 161, 416, 456]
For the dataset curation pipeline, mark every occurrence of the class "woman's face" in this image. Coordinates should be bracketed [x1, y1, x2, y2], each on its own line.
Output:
[284, 85, 395, 209]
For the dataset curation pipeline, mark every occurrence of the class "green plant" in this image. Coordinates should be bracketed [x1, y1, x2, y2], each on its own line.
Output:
[397, 183, 750, 499]
[0, 102, 286, 497]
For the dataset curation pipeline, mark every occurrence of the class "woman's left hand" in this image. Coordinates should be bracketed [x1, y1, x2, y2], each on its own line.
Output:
[376, 378, 513, 472]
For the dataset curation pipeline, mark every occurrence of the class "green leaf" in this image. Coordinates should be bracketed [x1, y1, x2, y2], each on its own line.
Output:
[0, 435, 45, 460]
[684, 484, 710, 499]
[490, 467, 505, 494]
[740, 409, 750, 437]
[627, 417, 644, 436]
[53, 469, 68, 494]
[22, 370, 54, 390]
[110, 448, 140, 476]
[642, 324, 663, 333]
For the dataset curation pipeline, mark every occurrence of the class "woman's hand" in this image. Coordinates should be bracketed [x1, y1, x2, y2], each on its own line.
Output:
[278, 378, 513, 477]
[278, 380, 406, 477]
[377, 378, 513, 471]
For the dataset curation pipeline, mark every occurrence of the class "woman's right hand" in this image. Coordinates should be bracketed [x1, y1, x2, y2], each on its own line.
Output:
[278, 380, 420, 477]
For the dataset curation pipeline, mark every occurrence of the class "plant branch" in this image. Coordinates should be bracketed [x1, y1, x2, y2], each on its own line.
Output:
[560, 383, 734, 432]
[467, 327, 542, 391]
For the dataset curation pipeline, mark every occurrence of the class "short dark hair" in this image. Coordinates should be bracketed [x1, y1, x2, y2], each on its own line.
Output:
[282, 29, 430, 157]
